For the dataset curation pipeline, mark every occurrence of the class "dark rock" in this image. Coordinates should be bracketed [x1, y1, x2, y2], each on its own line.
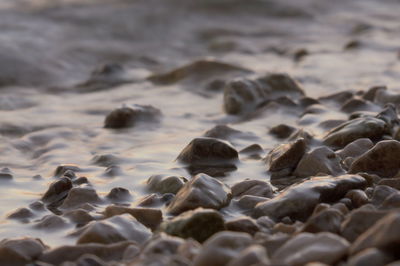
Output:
[7, 207, 34, 220]
[203, 125, 254, 141]
[269, 124, 296, 139]
[176, 137, 238, 177]
[73, 177, 89, 185]
[254, 174, 367, 221]
[319, 91, 354, 104]
[106, 187, 132, 202]
[293, 48, 309, 62]
[161, 208, 225, 243]
[345, 189, 369, 208]
[147, 174, 186, 194]
[341, 98, 372, 113]
[348, 248, 394, 266]
[363, 86, 386, 102]
[63, 209, 94, 225]
[378, 178, 400, 190]
[227, 245, 270, 266]
[237, 195, 270, 209]
[266, 138, 307, 178]
[350, 140, 400, 178]
[54, 164, 80, 177]
[104, 104, 161, 129]
[91, 154, 121, 167]
[104, 205, 162, 230]
[60, 187, 101, 209]
[336, 138, 374, 160]
[370, 185, 398, 207]
[0, 167, 13, 179]
[225, 217, 260, 235]
[301, 208, 343, 234]
[231, 179, 274, 198]
[0, 237, 46, 266]
[41, 177, 73, 205]
[167, 173, 231, 215]
[34, 215, 68, 230]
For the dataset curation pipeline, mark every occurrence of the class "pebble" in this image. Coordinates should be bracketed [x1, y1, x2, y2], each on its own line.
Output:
[231, 179, 274, 198]
[104, 104, 161, 129]
[0, 237, 46, 266]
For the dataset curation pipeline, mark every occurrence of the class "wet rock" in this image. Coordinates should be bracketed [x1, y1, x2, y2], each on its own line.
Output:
[0, 237, 46, 266]
[323, 117, 387, 148]
[341, 98, 373, 113]
[34, 215, 68, 230]
[75, 214, 151, 245]
[203, 125, 253, 141]
[147, 174, 186, 194]
[106, 187, 132, 202]
[380, 192, 400, 209]
[272, 232, 349, 265]
[374, 88, 400, 106]
[348, 248, 394, 266]
[63, 209, 94, 225]
[103, 165, 122, 177]
[319, 91, 354, 104]
[231, 179, 274, 198]
[266, 138, 307, 178]
[294, 146, 344, 178]
[227, 245, 270, 266]
[7, 207, 34, 220]
[42, 177, 73, 205]
[378, 178, 400, 190]
[140, 233, 184, 257]
[54, 164, 81, 177]
[104, 104, 161, 129]
[193, 231, 253, 266]
[370, 185, 398, 206]
[340, 209, 388, 242]
[272, 222, 298, 235]
[0, 167, 13, 179]
[72, 177, 89, 186]
[39, 241, 135, 265]
[176, 137, 238, 177]
[293, 48, 309, 62]
[104, 205, 162, 230]
[254, 174, 367, 221]
[301, 208, 343, 234]
[239, 144, 264, 159]
[225, 217, 260, 236]
[60, 187, 101, 209]
[70, 254, 107, 266]
[269, 124, 296, 139]
[223, 73, 304, 115]
[167, 173, 231, 215]
[237, 195, 270, 209]
[161, 208, 225, 243]
[349, 140, 400, 178]
[345, 189, 369, 208]
[363, 86, 386, 102]
[91, 154, 121, 167]
[351, 212, 400, 255]
[336, 138, 374, 160]
[135, 193, 172, 208]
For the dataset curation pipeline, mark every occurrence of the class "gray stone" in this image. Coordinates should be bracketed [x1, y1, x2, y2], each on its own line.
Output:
[147, 174, 186, 194]
[231, 179, 274, 198]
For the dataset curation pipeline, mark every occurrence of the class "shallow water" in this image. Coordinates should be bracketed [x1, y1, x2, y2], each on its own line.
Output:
[0, 0, 399, 248]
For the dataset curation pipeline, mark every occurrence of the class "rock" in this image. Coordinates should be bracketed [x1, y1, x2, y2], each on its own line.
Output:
[176, 137, 238, 177]
[301, 208, 343, 234]
[104, 104, 161, 129]
[63, 209, 94, 225]
[294, 146, 344, 178]
[255, 232, 290, 257]
[351, 212, 400, 255]
[375, 88, 400, 106]
[254, 174, 367, 221]
[34, 215, 68, 230]
[203, 125, 253, 141]
[319, 91, 354, 104]
[336, 138, 374, 160]
[378, 178, 400, 190]
[363, 86, 386, 101]
[348, 248, 394, 266]
[349, 140, 400, 178]
[237, 195, 270, 209]
[239, 144, 264, 159]
[75, 214, 151, 245]
[41, 177, 73, 205]
[106, 187, 132, 202]
[341, 98, 373, 113]
[340, 209, 389, 242]
[380, 192, 400, 209]
[103, 165, 122, 177]
[60, 187, 101, 209]
[0, 167, 13, 179]
[7, 207, 34, 220]
[370, 185, 398, 206]
[147, 174, 186, 194]
[161, 208, 225, 243]
[293, 48, 309, 62]
[104, 205, 162, 230]
[0, 237, 46, 266]
[167, 173, 231, 215]
[345, 189, 369, 208]
[54, 164, 81, 177]
[266, 138, 307, 178]
[70, 254, 108, 266]
[227, 245, 270, 266]
[223, 73, 304, 115]
[140, 233, 185, 257]
[272, 232, 349, 265]
[272, 222, 298, 235]
[225, 217, 260, 236]
[269, 124, 296, 139]
[231, 179, 274, 198]
[91, 154, 121, 167]
[39, 241, 135, 265]
[135, 193, 173, 208]
[72, 176, 89, 185]
[193, 231, 253, 266]
[323, 117, 387, 148]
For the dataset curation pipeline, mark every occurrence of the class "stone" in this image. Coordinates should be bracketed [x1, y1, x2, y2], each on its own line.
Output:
[106, 187, 132, 202]
[378, 178, 400, 190]
[319, 91, 354, 104]
[161, 208, 225, 243]
[363, 86, 386, 101]
[60, 187, 101, 209]
[147, 174, 186, 194]
[349, 140, 400, 178]
[91, 154, 121, 167]
[231, 179, 274, 198]
[301, 208, 343, 234]
[225, 216, 260, 235]
[104, 104, 161, 129]
[323, 117, 387, 148]
[237, 195, 270, 209]
[239, 144, 264, 159]
[254, 175, 367, 221]
[266, 138, 307, 178]
[63, 209, 94, 225]
[54, 164, 80, 177]
[7, 207, 34, 220]
[104, 205, 162, 230]
[336, 138, 374, 160]
[227, 245, 270, 266]
[351, 212, 400, 255]
[0, 237, 46, 266]
[41, 177, 73, 205]
[140, 233, 185, 257]
[72, 254, 107, 266]
[75, 214, 151, 245]
[340, 209, 389, 242]
[370, 185, 398, 206]
[345, 189, 369, 208]
[380, 192, 400, 209]
[269, 124, 296, 139]
[0, 167, 13, 179]
[39, 241, 135, 265]
[193, 231, 253, 266]
[135, 193, 172, 208]
[374, 88, 400, 106]
[203, 125, 253, 141]
[167, 173, 231, 215]
[34, 215, 68, 230]
[176, 137, 238, 177]
[223, 73, 304, 115]
[348, 248, 394, 266]
[294, 146, 344, 178]
[272, 232, 349, 265]
[341, 98, 373, 113]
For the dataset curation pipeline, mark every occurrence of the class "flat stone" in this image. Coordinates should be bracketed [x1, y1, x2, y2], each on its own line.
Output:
[167, 173, 231, 215]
